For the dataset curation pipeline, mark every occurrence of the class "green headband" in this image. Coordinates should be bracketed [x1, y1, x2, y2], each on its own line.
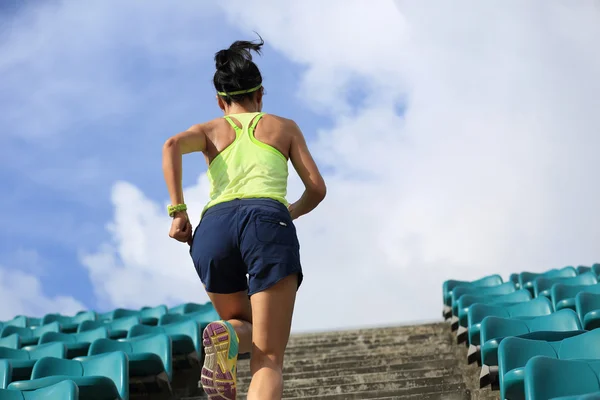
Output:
[217, 84, 262, 97]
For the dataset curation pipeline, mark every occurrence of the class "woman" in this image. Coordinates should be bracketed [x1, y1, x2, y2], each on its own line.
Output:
[162, 36, 326, 400]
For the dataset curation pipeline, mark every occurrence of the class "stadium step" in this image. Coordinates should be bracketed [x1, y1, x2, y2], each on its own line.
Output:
[180, 322, 499, 399]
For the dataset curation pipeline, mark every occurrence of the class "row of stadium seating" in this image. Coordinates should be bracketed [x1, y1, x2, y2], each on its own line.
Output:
[0, 302, 221, 399]
[443, 264, 600, 400]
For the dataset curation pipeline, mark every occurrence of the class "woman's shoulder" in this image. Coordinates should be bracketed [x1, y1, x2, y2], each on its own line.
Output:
[261, 113, 299, 130]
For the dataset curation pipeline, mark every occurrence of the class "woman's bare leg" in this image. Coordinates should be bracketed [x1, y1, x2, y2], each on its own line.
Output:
[247, 274, 298, 400]
[205, 290, 253, 354]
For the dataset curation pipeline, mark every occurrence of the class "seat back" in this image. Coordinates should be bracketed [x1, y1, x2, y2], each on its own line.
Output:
[520, 267, 577, 289]
[112, 308, 139, 320]
[77, 320, 105, 333]
[1, 326, 33, 340]
[576, 292, 600, 324]
[480, 316, 530, 345]
[109, 316, 140, 333]
[558, 329, 600, 360]
[167, 302, 215, 316]
[130, 334, 173, 381]
[0, 335, 20, 350]
[75, 327, 109, 344]
[27, 342, 67, 360]
[506, 297, 553, 318]
[457, 290, 532, 327]
[509, 273, 520, 289]
[468, 303, 510, 329]
[3, 316, 29, 329]
[593, 263, 600, 277]
[452, 282, 515, 314]
[162, 320, 202, 354]
[553, 283, 600, 311]
[139, 305, 167, 320]
[526, 309, 582, 332]
[32, 322, 60, 339]
[498, 337, 559, 399]
[31, 357, 83, 378]
[524, 357, 600, 400]
[128, 324, 160, 339]
[38, 332, 76, 345]
[578, 265, 592, 275]
[0, 360, 11, 389]
[88, 338, 132, 356]
[0, 347, 28, 360]
[22, 380, 79, 400]
[80, 351, 128, 400]
[534, 272, 597, 298]
[71, 311, 97, 325]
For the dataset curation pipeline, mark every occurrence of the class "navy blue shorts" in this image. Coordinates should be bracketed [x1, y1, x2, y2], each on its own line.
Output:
[190, 198, 303, 296]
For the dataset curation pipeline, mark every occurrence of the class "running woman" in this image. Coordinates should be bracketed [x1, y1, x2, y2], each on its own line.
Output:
[162, 36, 327, 400]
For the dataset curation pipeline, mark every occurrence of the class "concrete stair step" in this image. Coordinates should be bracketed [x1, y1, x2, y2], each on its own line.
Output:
[283, 388, 471, 400]
[240, 378, 468, 399]
[284, 336, 450, 354]
[236, 352, 458, 377]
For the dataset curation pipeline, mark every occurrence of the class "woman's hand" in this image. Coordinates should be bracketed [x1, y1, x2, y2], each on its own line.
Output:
[169, 212, 193, 245]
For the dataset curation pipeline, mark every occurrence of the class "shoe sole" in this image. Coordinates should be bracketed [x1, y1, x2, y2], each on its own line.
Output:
[200, 321, 237, 400]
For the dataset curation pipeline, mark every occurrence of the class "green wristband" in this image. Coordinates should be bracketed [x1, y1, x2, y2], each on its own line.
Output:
[167, 204, 187, 217]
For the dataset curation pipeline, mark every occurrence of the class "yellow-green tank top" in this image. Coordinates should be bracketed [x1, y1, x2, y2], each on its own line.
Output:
[202, 112, 289, 217]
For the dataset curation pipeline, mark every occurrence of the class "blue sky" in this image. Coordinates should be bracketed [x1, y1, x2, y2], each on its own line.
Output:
[1, 1, 599, 331]
[0, 1, 330, 312]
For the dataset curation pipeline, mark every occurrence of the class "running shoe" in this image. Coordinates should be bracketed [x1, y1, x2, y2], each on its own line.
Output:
[200, 320, 239, 399]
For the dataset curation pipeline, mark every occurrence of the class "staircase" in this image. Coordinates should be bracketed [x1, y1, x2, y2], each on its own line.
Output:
[185, 322, 500, 399]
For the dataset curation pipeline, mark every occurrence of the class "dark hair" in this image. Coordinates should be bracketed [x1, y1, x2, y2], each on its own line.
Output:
[213, 35, 264, 105]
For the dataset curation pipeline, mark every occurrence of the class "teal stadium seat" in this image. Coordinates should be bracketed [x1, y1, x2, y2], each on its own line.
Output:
[159, 308, 220, 329]
[167, 302, 215, 316]
[0, 335, 20, 350]
[575, 292, 600, 330]
[498, 329, 600, 399]
[524, 357, 600, 400]
[476, 309, 582, 370]
[88, 333, 173, 383]
[451, 282, 516, 323]
[78, 316, 140, 340]
[0, 318, 40, 330]
[533, 272, 597, 299]
[552, 393, 600, 400]
[577, 265, 592, 275]
[455, 289, 532, 340]
[8, 352, 128, 400]
[519, 267, 577, 294]
[0, 380, 78, 400]
[37, 327, 108, 358]
[101, 306, 166, 326]
[128, 319, 201, 360]
[1, 323, 61, 347]
[41, 312, 97, 334]
[510, 273, 521, 289]
[442, 275, 503, 319]
[552, 283, 600, 312]
[466, 297, 553, 349]
[0, 343, 66, 385]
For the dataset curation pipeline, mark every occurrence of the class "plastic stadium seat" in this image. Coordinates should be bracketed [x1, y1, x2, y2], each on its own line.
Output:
[552, 393, 600, 400]
[533, 272, 597, 299]
[498, 329, 600, 400]
[0, 343, 66, 384]
[593, 264, 600, 277]
[0, 379, 78, 400]
[159, 308, 220, 328]
[167, 302, 215, 316]
[37, 327, 108, 359]
[0, 324, 61, 348]
[0, 318, 39, 331]
[577, 265, 592, 275]
[41, 312, 96, 334]
[466, 297, 553, 347]
[451, 282, 516, 323]
[552, 283, 600, 312]
[8, 352, 128, 400]
[102, 306, 166, 326]
[475, 309, 582, 368]
[128, 319, 201, 358]
[575, 292, 600, 330]
[89, 333, 172, 383]
[78, 316, 140, 340]
[519, 266, 577, 294]
[442, 275, 503, 319]
[455, 289, 532, 334]
[0, 335, 20, 350]
[523, 357, 600, 400]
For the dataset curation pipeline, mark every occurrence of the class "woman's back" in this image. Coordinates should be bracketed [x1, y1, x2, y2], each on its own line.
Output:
[200, 112, 295, 213]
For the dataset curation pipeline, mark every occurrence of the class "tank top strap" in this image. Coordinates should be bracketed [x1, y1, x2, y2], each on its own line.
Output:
[249, 112, 265, 131]
[223, 116, 242, 134]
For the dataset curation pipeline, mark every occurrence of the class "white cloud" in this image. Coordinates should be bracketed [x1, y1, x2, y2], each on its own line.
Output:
[13, 0, 598, 331]
[0, 267, 85, 321]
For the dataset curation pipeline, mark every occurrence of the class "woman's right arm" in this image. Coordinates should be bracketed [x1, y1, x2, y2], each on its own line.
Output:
[288, 121, 327, 220]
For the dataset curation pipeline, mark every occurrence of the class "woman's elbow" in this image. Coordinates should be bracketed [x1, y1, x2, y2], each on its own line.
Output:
[163, 137, 179, 152]
[311, 180, 327, 202]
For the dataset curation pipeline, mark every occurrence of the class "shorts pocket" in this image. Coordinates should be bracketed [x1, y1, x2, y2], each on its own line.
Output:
[254, 214, 298, 246]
